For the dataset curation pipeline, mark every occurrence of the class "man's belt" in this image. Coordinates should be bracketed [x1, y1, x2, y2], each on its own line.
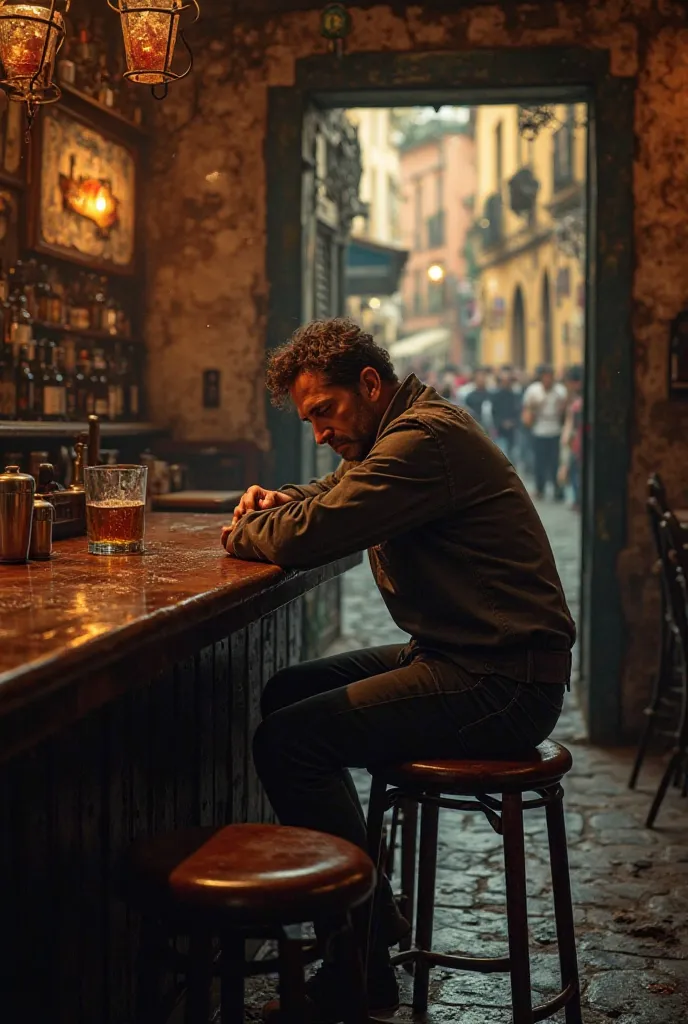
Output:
[503, 648, 572, 686]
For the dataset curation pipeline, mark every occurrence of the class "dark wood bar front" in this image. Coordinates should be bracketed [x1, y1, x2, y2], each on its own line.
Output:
[0, 514, 360, 1024]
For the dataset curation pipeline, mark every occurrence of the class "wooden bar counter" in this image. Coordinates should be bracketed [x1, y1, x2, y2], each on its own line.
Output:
[0, 513, 360, 1024]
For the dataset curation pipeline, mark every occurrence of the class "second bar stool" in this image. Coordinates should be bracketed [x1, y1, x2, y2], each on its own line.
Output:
[366, 739, 582, 1024]
[124, 823, 375, 1024]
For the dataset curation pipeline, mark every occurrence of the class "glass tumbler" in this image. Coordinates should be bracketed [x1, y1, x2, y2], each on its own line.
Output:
[85, 464, 148, 555]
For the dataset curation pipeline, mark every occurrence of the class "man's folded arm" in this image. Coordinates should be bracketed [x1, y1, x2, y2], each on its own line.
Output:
[231, 424, 450, 567]
[278, 460, 349, 500]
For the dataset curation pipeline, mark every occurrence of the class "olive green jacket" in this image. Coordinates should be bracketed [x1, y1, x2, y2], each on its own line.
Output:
[231, 375, 575, 678]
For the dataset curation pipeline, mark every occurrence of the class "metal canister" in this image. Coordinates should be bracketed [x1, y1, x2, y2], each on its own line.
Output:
[0, 466, 35, 563]
[29, 497, 54, 561]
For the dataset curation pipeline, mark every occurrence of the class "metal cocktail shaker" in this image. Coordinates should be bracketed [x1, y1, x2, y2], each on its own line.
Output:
[29, 497, 55, 561]
[0, 466, 35, 563]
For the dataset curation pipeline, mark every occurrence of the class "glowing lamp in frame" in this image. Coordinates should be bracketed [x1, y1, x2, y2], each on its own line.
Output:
[0, 0, 67, 109]
[107, 0, 200, 98]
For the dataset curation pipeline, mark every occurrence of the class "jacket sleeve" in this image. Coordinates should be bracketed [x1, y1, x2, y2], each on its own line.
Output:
[231, 422, 450, 567]
[279, 460, 349, 500]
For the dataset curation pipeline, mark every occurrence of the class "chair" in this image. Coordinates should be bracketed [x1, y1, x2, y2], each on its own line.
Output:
[366, 741, 582, 1024]
[645, 512, 688, 827]
[629, 494, 683, 788]
[124, 823, 374, 1024]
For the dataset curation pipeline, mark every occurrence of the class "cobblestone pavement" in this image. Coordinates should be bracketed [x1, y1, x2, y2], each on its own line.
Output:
[244, 496, 688, 1022]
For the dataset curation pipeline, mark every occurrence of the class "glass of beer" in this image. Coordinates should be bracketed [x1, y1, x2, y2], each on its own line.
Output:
[85, 465, 148, 555]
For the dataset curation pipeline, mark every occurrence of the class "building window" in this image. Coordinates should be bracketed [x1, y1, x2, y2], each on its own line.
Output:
[413, 270, 423, 314]
[414, 180, 423, 249]
[495, 120, 503, 192]
[426, 210, 445, 248]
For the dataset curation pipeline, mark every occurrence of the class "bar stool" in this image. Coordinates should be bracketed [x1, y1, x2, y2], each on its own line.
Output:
[366, 739, 582, 1024]
[124, 823, 375, 1024]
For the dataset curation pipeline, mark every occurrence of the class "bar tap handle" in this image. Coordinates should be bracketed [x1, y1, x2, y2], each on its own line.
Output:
[68, 439, 86, 491]
[88, 415, 101, 468]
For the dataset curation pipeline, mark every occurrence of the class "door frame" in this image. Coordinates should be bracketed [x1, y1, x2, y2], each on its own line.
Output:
[265, 48, 635, 745]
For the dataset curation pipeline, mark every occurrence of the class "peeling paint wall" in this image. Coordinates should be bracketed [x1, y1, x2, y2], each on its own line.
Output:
[144, 1, 688, 736]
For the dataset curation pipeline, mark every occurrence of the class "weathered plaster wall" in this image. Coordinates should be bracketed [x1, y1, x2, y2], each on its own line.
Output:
[144, 1, 688, 736]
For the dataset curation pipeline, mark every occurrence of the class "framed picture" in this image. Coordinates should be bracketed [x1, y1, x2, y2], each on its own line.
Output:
[28, 105, 137, 274]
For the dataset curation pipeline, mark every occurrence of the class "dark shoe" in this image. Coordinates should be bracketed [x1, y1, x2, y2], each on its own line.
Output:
[261, 959, 399, 1023]
[383, 900, 411, 947]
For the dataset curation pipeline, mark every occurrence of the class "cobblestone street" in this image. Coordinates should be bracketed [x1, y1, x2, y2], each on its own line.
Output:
[245, 497, 688, 1022]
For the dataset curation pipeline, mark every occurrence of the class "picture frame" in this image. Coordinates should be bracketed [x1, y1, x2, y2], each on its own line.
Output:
[27, 104, 137, 275]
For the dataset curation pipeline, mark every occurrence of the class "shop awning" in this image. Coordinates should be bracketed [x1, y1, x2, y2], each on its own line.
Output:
[389, 327, 451, 360]
[345, 236, 409, 297]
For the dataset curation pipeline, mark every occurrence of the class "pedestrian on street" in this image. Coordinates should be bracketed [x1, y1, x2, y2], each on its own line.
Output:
[558, 365, 584, 511]
[490, 363, 522, 461]
[522, 364, 568, 500]
[221, 318, 575, 1024]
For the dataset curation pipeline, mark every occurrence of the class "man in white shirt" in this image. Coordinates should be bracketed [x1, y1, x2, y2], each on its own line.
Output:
[522, 364, 568, 500]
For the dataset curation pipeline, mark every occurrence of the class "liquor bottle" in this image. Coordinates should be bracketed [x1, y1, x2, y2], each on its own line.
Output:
[41, 341, 67, 421]
[96, 53, 114, 109]
[32, 340, 45, 418]
[63, 339, 77, 419]
[74, 20, 96, 95]
[67, 273, 90, 330]
[24, 258, 39, 320]
[0, 258, 8, 305]
[47, 266, 65, 325]
[15, 342, 36, 419]
[0, 340, 16, 419]
[75, 348, 91, 419]
[91, 276, 107, 332]
[35, 264, 51, 322]
[7, 271, 33, 349]
[90, 347, 109, 419]
[125, 344, 140, 419]
[103, 290, 118, 335]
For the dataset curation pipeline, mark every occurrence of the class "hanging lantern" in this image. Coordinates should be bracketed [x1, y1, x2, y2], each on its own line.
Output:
[0, 0, 66, 110]
[108, 0, 199, 99]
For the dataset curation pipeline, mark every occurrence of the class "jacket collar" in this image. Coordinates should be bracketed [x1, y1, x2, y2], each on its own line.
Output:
[376, 374, 426, 439]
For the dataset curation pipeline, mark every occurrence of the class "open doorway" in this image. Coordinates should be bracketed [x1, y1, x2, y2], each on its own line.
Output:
[338, 99, 587, 689]
[265, 51, 634, 744]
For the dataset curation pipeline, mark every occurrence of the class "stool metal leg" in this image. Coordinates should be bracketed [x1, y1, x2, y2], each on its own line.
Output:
[185, 931, 214, 1024]
[545, 789, 583, 1024]
[502, 792, 533, 1024]
[399, 798, 418, 953]
[220, 932, 246, 1024]
[366, 774, 390, 974]
[412, 799, 439, 1014]
[337, 915, 370, 1024]
[277, 927, 308, 1024]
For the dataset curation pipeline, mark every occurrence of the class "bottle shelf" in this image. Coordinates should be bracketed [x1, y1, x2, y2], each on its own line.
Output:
[30, 320, 137, 345]
[60, 83, 148, 137]
[0, 421, 164, 438]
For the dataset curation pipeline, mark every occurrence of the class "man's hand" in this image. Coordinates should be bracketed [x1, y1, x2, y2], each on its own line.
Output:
[220, 485, 293, 553]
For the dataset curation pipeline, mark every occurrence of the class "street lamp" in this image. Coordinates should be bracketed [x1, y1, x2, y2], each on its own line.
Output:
[427, 264, 445, 283]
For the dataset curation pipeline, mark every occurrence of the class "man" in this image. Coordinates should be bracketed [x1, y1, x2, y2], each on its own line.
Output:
[558, 365, 584, 511]
[522, 364, 568, 500]
[222, 318, 575, 1023]
[460, 365, 491, 430]
[490, 363, 522, 460]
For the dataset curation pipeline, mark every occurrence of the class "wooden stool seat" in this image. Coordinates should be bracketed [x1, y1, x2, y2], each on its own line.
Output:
[127, 823, 375, 927]
[378, 739, 572, 794]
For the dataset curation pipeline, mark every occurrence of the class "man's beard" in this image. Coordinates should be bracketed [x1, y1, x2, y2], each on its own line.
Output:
[329, 403, 378, 461]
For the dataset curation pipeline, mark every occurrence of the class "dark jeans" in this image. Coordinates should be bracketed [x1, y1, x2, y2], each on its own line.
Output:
[532, 434, 562, 497]
[253, 645, 565, 959]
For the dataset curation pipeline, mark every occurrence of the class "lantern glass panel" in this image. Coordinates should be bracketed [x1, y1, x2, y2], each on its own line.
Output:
[0, 4, 63, 99]
[120, 0, 182, 85]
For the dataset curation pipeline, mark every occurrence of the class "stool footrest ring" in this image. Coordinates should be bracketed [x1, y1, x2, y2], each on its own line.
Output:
[390, 947, 511, 973]
[532, 980, 579, 1022]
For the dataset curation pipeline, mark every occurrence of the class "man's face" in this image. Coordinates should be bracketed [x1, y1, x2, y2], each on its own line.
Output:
[474, 370, 487, 390]
[291, 369, 384, 462]
[541, 371, 555, 390]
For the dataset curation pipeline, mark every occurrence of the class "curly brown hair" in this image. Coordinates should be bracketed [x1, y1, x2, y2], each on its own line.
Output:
[265, 318, 398, 407]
